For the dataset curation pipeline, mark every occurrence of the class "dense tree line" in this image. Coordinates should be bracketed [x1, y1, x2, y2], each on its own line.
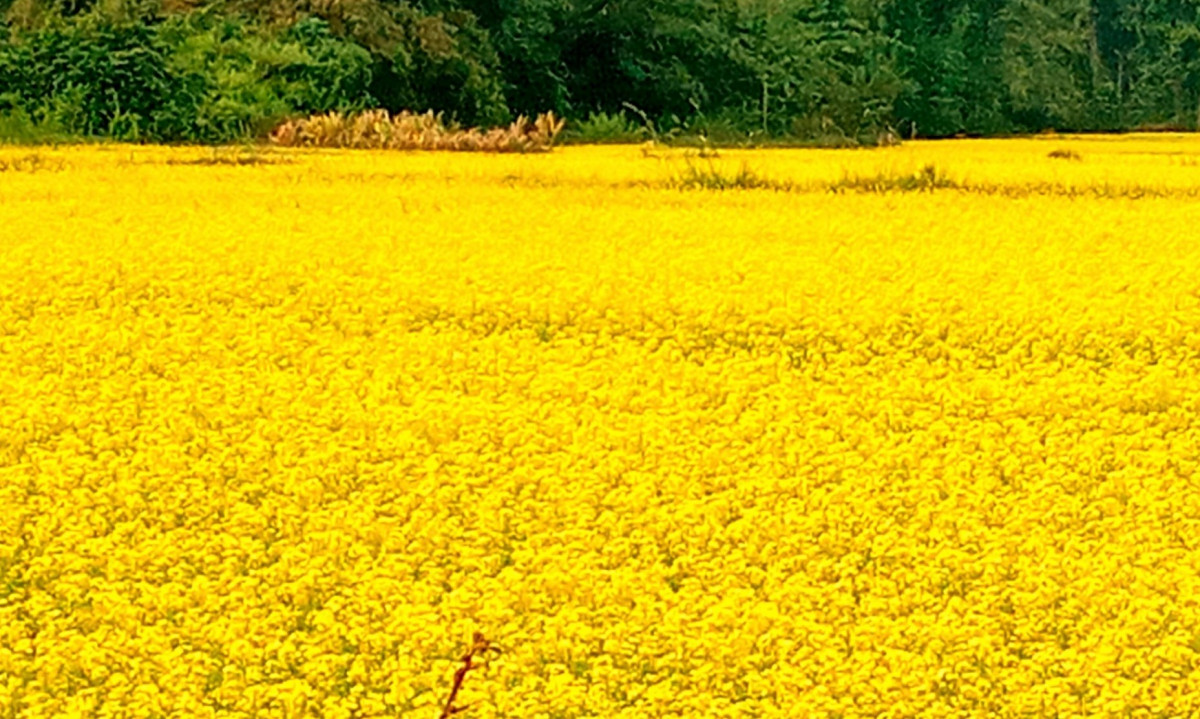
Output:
[2, 0, 1200, 143]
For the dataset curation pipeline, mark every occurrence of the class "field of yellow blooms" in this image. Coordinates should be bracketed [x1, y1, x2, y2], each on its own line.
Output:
[4, 135, 1200, 718]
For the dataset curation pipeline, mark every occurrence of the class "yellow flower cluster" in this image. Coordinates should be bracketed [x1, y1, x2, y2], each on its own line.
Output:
[3, 138, 1200, 718]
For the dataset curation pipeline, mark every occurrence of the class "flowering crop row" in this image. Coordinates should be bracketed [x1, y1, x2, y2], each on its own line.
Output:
[3, 139, 1200, 717]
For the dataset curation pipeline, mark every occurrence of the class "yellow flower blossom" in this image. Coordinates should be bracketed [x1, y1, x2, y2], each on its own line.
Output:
[3, 138, 1200, 717]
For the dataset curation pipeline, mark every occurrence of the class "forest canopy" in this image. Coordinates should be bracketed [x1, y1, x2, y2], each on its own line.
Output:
[2, 0, 1200, 144]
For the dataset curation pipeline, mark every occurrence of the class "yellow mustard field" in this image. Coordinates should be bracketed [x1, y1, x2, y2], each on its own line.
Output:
[4, 136, 1200, 718]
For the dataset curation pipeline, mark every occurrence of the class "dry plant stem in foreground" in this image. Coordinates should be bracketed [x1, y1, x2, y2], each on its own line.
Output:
[440, 633, 501, 718]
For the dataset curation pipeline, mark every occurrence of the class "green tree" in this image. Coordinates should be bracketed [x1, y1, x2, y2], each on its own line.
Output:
[999, 0, 1105, 130]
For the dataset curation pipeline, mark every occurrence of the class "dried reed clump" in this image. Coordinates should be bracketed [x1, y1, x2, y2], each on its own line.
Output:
[270, 110, 565, 152]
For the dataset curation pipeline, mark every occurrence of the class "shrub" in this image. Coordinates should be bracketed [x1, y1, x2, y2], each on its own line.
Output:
[0, 105, 74, 143]
[561, 111, 646, 144]
[0, 13, 377, 143]
[158, 13, 375, 142]
[0, 18, 206, 141]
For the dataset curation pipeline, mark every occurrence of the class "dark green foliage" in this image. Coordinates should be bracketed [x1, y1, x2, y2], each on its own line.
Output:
[0, 106, 74, 142]
[283, 17, 376, 114]
[0, 13, 376, 141]
[883, 0, 1200, 136]
[885, 0, 974, 137]
[156, 13, 374, 140]
[6, 0, 1200, 144]
[202, 0, 512, 126]
[0, 19, 204, 140]
[371, 6, 509, 126]
[562, 111, 646, 143]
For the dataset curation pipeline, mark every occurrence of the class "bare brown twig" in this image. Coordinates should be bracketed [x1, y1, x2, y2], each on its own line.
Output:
[439, 633, 501, 719]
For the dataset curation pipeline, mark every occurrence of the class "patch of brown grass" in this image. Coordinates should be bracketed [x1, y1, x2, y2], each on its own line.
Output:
[270, 110, 565, 152]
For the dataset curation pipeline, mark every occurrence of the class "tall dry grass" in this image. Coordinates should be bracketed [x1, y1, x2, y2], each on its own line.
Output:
[269, 110, 565, 152]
